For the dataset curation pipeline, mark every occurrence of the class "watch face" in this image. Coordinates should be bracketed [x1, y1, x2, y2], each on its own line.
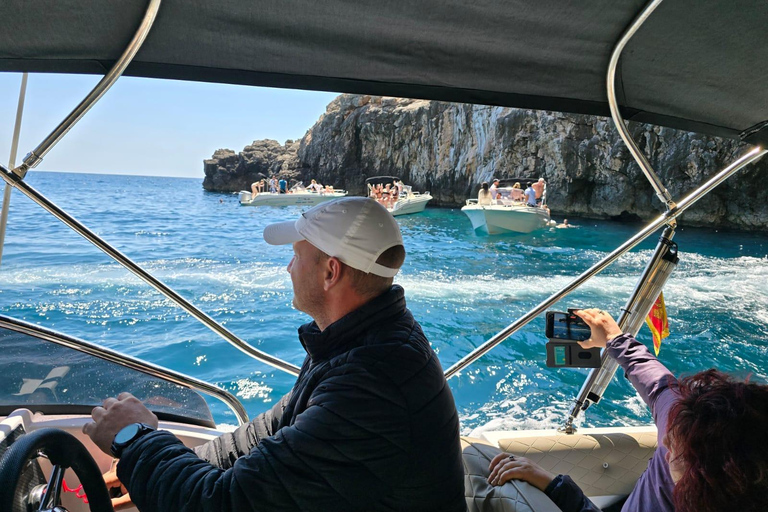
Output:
[114, 423, 141, 445]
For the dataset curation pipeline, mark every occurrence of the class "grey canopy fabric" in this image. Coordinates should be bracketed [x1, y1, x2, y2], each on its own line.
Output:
[1, 0, 766, 144]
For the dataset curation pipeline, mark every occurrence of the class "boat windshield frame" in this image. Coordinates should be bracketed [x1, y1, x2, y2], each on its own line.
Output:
[0, 314, 249, 426]
[0, 0, 766, 434]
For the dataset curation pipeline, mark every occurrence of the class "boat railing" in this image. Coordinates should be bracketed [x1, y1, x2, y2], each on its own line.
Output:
[0, 0, 297, 379]
[446, 146, 765, 379]
[446, 0, 767, 433]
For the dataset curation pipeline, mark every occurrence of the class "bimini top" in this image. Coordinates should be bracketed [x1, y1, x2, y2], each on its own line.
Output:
[1, 0, 766, 145]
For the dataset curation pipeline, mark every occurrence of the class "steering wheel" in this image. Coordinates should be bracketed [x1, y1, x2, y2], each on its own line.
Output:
[0, 428, 113, 512]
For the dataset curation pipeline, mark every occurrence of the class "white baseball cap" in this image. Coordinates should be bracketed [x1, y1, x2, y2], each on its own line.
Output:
[263, 197, 403, 277]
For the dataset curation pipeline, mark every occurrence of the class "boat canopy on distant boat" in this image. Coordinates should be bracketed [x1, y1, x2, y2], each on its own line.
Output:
[366, 176, 432, 216]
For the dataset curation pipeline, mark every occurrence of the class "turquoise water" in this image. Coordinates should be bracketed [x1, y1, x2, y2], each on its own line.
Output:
[2, 172, 767, 433]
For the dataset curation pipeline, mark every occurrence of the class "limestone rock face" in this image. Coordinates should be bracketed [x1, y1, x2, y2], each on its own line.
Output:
[204, 95, 768, 229]
[202, 139, 300, 192]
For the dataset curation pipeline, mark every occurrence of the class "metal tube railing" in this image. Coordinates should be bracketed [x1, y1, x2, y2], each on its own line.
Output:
[560, 227, 678, 433]
[0, 73, 28, 266]
[444, 146, 766, 379]
[14, 0, 162, 177]
[0, 314, 249, 425]
[606, 0, 675, 210]
[0, 164, 301, 377]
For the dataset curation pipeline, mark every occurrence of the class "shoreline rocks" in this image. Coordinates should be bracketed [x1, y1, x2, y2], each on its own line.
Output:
[203, 95, 768, 231]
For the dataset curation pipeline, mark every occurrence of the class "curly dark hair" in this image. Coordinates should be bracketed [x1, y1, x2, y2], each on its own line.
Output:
[667, 369, 768, 512]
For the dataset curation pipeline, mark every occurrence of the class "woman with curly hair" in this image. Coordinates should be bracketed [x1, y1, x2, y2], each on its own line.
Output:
[488, 308, 768, 512]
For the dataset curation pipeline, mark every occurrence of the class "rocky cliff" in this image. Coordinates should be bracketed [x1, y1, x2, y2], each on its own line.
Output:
[203, 95, 768, 230]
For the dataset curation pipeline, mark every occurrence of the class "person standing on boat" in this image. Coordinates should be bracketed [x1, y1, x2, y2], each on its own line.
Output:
[82, 197, 466, 512]
[307, 179, 323, 192]
[524, 182, 537, 206]
[489, 179, 500, 205]
[488, 308, 768, 512]
[269, 176, 278, 193]
[250, 179, 265, 198]
[278, 177, 288, 194]
[510, 182, 524, 202]
[532, 177, 546, 204]
[394, 178, 404, 197]
[478, 181, 493, 205]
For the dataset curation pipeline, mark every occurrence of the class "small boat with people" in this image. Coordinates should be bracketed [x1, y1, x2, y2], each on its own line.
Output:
[239, 180, 347, 206]
[462, 178, 552, 234]
[366, 176, 432, 216]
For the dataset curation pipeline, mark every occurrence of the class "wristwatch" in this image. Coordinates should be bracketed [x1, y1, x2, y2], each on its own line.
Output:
[111, 422, 156, 458]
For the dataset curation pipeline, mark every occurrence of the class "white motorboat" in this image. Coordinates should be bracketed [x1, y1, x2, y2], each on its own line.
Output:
[462, 200, 552, 234]
[2, 1, 767, 511]
[366, 176, 432, 216]
[389, 190, 432, 216]
[238, 189, 347, 206]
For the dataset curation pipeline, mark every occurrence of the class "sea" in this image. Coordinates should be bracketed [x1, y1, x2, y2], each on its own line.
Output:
[2, 171, 767, 434]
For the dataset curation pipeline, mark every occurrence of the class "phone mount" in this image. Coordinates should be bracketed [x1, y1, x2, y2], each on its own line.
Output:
[545, 341, 601, 368]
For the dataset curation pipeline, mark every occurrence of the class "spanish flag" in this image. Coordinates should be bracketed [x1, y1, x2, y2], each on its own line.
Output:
[645, 292, 669, 356]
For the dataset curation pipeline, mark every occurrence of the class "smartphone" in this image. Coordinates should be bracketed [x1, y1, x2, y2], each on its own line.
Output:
[545, 311, 591, 342]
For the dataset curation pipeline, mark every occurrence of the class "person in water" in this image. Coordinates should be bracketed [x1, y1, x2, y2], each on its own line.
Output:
[83, 197, 466, 512]
[488, 308, 768, 512]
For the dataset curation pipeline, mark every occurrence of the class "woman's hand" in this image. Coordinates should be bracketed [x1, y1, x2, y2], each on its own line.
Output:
[487, 453, 555, 492]
[574, 308, 623, 349]
[104, 463, 134, 510]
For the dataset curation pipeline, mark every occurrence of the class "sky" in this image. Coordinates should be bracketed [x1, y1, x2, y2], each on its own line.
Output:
[0, 73, 340, 178]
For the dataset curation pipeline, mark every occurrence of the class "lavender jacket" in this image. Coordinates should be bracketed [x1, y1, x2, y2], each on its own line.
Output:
[545, 333, 677, 512]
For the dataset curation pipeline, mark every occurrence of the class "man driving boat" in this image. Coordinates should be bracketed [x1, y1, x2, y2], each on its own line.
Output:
[82, 197, 465, 512]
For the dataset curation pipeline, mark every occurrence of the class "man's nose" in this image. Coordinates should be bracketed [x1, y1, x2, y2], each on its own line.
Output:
[287, 257, 295, 272]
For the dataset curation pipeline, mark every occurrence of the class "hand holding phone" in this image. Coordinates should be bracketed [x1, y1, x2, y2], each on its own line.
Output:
[544, 311, 601, 368]
[573, 309, 623, 349]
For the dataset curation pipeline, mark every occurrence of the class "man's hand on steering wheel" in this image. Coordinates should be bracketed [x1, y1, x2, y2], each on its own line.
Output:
[83, 392, 159, 456]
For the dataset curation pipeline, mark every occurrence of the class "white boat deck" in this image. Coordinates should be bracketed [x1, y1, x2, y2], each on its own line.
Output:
[239, 190, 347, 206]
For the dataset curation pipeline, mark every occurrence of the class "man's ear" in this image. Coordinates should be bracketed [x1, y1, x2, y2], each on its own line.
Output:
[323, 257, 344, 291]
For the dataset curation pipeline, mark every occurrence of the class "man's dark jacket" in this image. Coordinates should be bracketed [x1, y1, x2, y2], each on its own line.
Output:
[118, 285, 466, 511]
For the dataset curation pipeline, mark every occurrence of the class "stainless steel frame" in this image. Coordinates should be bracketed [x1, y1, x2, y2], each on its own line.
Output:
[0, 314, 249, 425]
[561, 226, 678, 433]
[0, 73, 27, 266]
[0, 166, 301, 377]
[448, 0, 766, 438]
[13, 0, 162, 178]
[445, 146, 765, 379]
[0, 0, 301, 378]
[606, 0, 675, 211]
[1, 0, 764, 434]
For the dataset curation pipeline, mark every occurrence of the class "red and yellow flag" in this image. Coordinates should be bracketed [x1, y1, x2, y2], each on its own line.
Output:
[645, 292, 669, 356]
